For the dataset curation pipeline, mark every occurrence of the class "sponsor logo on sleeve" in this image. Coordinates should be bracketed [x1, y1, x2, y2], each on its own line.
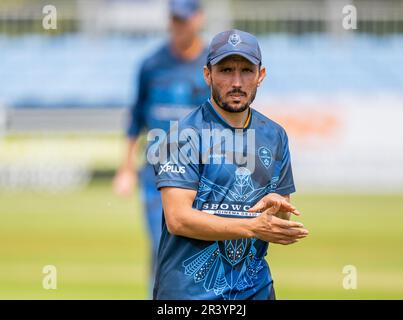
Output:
[158, 162, 186, 175]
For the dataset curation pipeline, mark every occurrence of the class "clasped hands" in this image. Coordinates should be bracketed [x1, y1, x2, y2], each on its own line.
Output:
[248, 193, 309, 245]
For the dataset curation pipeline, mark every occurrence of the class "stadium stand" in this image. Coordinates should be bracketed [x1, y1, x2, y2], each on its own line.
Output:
[1, 34, 402, 109]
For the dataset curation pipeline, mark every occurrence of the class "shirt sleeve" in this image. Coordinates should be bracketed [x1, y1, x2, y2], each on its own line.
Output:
[153, 126, 201, 191]
[126, 63, 147, 138]
[273, 130, 296, 195]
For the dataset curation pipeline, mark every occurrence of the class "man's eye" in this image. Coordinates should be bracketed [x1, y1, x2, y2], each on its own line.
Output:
[221, 68, 232, 73]
[242, 68, 253, 73]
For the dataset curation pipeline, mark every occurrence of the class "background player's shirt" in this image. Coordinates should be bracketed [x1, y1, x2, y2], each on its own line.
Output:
[153, 100, 296, 300]
[127, 43, 209, 138]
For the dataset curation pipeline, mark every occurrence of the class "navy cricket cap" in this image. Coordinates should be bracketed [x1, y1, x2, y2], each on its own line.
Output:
[169, 0, 201, 19]
[207, 29, 262, 65]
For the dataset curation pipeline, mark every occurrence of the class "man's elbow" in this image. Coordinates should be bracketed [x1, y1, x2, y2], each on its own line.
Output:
[164, 210, 186, 236]
[166, 220, 184, 236]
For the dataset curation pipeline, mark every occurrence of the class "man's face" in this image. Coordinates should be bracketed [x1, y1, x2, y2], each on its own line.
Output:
[169, 12, 203, 52]
[204, 55, 266, 113]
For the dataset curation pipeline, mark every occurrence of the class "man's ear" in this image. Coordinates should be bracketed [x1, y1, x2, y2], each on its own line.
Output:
[257, 66, 267, 86]
[203, 65, 212, 86]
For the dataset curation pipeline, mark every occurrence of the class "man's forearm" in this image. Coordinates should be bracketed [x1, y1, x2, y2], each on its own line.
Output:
[166, 207, 256, 241]
[120, 138, 138, 170]
[161, 188, 307, 244]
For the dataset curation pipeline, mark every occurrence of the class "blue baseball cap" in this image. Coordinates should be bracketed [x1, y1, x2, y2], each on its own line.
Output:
[169, 0, 201, 19]
[207, 29, 262, 65]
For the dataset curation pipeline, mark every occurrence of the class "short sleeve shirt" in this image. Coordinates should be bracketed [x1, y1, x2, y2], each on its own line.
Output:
[153, 100, 295, 300]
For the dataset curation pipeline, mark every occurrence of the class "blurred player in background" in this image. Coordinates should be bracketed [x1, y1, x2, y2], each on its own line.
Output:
[113, 0, 209, 293]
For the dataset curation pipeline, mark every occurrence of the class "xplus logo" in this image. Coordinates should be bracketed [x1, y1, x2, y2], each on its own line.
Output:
[158, 162, 186, 175]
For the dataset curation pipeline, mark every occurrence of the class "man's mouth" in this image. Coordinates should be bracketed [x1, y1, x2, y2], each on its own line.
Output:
[228, 92, 246, 98]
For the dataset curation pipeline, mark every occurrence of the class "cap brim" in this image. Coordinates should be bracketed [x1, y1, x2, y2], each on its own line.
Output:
[170, 5, 199, 20]
[210, 52, 260, 65]
[170, 11, 194, 19]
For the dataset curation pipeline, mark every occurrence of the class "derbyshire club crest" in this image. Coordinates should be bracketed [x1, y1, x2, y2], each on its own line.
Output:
[258, 147, 272, 169]
[228, 33, 241, 47]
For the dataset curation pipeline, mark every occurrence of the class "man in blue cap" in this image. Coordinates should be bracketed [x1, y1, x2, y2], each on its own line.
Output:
[113, 0, 209, 294]
[152, 29, 309, 300]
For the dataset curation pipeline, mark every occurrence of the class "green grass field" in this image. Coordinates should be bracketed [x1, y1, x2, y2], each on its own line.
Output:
[1, 181, 403, 299]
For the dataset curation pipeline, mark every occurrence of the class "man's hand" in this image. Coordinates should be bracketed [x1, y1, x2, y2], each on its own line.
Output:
[113, 137, 139, 197]
[249, 193, 300, 217]
[113, 167, 137, 197]
[248, 193, 309, 245]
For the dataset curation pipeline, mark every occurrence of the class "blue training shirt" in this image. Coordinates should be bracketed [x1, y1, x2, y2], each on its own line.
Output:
[127, 43, 209, 138]
[152, 100, 296, 300]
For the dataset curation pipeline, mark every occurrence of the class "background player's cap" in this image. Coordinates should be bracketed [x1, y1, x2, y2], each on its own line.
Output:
[169, 0, 201, 19]
[207, 29, 262, 65]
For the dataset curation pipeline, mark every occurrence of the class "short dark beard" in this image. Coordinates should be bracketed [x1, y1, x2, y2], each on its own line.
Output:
[211, 80, 257, 113]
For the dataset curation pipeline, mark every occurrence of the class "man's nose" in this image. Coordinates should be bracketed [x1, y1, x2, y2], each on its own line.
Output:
[231, 70, 242, 88]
